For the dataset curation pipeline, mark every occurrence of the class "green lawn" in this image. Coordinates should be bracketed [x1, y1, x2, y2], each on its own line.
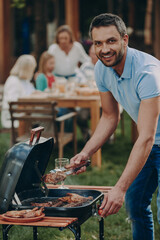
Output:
[0, 112, 159, 239]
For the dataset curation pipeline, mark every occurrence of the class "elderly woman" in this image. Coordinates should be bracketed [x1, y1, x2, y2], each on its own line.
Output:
[1, 54, 37, 128]
[48, 25, 90, 80]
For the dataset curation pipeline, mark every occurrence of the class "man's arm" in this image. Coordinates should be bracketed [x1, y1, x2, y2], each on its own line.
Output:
[69, 91, 120, 168]
[82, 91, 120, 157]
[100, 96, 160, 217]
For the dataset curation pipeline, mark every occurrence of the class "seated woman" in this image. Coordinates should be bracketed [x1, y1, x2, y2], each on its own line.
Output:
[48, 25, 91, 80]
[1, 55, 37, 128]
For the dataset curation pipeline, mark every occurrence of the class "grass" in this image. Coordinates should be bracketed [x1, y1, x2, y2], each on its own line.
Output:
[0, 112, 159, 239]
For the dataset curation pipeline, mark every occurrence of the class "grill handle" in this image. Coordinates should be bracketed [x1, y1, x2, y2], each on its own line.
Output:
[35, 160, 49, 197]
[29, 126, 44, 146]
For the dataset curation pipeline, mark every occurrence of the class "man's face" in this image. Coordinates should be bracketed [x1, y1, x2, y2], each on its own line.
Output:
[92, 25, 128, 68]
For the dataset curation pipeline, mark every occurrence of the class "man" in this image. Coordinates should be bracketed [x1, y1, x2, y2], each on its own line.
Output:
[80, 44, 98, 81]
[68, 13, 160, 240]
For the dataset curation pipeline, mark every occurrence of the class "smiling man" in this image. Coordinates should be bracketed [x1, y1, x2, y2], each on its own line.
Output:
[93, 26, 127, 70]
[68, 13, 160, 240]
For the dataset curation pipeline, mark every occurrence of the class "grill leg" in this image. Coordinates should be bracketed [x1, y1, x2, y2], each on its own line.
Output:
[33, 226, 38, 240]
[2, 225, 12, 240]
[68, 225, 81, 240]
[99, 218, 104, 240]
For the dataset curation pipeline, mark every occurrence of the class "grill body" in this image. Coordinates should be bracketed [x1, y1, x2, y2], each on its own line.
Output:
[0, 129, 103, 219]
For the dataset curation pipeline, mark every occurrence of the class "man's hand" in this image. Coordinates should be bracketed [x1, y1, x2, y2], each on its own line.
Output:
[66, 151, 89, 174]
[99, 186, 125, 217]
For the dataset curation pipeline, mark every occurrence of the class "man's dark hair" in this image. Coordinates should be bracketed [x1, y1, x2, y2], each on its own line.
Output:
[89, 13, 127, 38]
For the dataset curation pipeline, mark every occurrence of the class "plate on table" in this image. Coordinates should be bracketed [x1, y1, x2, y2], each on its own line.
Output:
[49, 93, 65, 98]
[1, 213, 45, 223]
[75, 87, 99, 96]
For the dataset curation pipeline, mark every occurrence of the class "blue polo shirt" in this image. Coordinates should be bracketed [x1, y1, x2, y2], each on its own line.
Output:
[95, 47, 160, 144]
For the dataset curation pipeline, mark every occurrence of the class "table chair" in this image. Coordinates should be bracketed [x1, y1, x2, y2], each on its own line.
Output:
[9, 101, 77, 157]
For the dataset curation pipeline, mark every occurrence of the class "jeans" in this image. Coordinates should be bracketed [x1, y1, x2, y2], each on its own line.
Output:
[125, 145, 160, 240]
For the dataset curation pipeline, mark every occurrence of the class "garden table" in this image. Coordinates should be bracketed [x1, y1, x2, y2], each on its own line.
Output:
[18, 92, 102, 167]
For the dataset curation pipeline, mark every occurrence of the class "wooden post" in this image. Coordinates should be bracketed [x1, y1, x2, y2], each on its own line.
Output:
[65, 0, 80, 40]
[128, 0, 135, 30]
[153, 0, 160, 59]
[0, 0, 11, 83]
[144, 0, 153, 46]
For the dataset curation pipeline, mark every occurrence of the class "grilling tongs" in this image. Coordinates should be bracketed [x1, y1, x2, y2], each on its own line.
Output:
[44, 160, 91, 184]
[51, 160, 91, 175]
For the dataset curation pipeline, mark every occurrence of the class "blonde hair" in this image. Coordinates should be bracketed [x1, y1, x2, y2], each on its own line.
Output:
[38, 51, 54, 74]
[10, 55, 37, 80]
[55, 25, 74, 44]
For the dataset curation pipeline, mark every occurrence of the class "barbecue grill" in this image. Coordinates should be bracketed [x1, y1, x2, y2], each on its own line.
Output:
[0, 127, 104, 239]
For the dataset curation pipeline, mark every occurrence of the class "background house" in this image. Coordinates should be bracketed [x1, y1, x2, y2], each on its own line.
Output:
[0, 0, 160, 83]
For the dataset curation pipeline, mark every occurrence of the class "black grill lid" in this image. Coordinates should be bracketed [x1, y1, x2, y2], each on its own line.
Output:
[0, 127, 54, 213]
[15, 137, 53, 194]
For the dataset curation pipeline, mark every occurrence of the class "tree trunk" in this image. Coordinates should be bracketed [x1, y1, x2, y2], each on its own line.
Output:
[34, 0, 47, 61]
[153, 0, 160, 59]
[144, 0, 153, 45]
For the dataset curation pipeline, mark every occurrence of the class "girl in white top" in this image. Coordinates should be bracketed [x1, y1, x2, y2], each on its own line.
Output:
[1, 55, 37, 128]
[48, 25, 90, 78]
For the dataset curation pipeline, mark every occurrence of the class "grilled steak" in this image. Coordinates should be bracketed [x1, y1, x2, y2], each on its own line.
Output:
[43, 172, 66, 184]
[31, 193, 93, 208]
[58, 193, 93, 203]
[4, 207, 44, 218]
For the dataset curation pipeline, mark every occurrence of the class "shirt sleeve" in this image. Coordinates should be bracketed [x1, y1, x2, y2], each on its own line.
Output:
[48, 44, 57, 56]
[137, 65, 160, 100]
[94, 61, 109, 92]
[4, 77, 21, 103]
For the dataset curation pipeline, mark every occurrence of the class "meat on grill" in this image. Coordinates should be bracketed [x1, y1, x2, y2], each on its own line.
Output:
[43, 172, 66, 184]
[4, 207, 44, 218]
[58, 193, 93, 203]
[32, 201, 55, 207]
[31, 193, 93, 208]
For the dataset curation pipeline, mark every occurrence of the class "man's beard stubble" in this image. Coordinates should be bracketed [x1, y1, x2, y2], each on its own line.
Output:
[97, 46, 125, 68]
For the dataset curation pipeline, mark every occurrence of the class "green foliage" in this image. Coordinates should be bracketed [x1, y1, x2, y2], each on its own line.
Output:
[0, 133, 10, 163]
[11, 0, 26, 9]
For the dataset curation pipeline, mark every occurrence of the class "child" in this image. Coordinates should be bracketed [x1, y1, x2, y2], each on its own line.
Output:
[36, 51, 55, 91]
[36, 51, 72, 132]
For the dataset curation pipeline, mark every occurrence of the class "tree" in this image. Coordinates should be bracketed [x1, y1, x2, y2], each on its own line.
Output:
[11, 0, 47, 60]
[11, 0, 26, 9]
[144, 0, 153, 46]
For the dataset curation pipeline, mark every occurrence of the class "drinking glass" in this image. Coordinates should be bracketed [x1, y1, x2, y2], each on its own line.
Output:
[55, 158, 69, 189]
[65, 78, 76, 96]
[56, 78, 67, 94]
